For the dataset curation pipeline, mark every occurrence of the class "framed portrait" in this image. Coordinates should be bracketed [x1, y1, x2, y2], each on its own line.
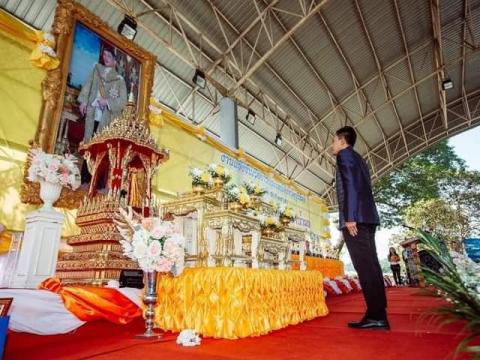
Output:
[0, 298, 13, 317]
[21, 0, 156, 208]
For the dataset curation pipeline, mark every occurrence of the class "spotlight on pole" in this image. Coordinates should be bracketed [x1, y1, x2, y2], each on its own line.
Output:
[117, 15, 138, 40]
[192, 69, 206, 89]
[442, 78, 454, 90]
[246, 110, 256, 125]
[274, 133, 282, 146]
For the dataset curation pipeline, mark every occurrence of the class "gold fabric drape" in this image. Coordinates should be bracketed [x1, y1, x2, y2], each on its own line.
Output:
[154, 267, 328, 339]
[0, 9, 59, 70]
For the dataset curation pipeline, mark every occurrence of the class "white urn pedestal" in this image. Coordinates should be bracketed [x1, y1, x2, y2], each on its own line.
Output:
[11, 209, 65, 288]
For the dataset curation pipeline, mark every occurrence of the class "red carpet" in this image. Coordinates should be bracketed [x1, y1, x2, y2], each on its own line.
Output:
[4, 288, 470, 359]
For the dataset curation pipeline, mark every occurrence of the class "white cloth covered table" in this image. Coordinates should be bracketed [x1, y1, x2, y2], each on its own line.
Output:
[0, 287, 142, 335]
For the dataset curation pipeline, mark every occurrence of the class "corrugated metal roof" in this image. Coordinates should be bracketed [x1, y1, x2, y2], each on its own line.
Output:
[1, 0, 479, 204]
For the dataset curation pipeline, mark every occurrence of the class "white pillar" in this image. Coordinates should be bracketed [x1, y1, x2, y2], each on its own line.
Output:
[11, 210, 64, 288]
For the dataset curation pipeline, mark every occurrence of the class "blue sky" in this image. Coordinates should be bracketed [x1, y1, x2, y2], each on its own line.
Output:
[69, 23, 101, 89]
[449, 126, 480, 171]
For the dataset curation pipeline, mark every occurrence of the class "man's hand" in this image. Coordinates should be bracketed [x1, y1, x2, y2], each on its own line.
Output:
[79, 102, 87, 116]
[346, 221, 358, 237]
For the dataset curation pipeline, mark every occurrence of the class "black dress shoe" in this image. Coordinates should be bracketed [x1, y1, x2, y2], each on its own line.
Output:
[347, 319, 364, 327]
[348, 318, 390, 330]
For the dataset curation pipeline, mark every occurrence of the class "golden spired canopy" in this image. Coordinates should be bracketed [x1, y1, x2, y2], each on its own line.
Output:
[56, 100, 169, 285]
[82, 101, 159, 153]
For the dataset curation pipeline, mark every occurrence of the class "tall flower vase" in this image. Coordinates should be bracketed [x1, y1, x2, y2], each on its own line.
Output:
[39, 181, 62, 211]
[137, 270, 162, 339]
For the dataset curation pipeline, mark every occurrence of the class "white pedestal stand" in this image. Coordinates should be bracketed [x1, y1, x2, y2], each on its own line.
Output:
[11, 209, 64, 288]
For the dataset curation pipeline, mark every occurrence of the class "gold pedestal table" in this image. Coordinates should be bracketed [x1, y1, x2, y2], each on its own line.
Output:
[203, 209, 262, 268]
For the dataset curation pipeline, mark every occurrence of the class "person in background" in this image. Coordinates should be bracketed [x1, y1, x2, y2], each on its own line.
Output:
[402, 247, 412, 285]
[388, 247, 402, 286]
[332, 126, 389, 330]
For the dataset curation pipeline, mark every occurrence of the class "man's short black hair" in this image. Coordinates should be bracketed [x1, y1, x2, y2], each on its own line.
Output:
[336, 126, 357, 147]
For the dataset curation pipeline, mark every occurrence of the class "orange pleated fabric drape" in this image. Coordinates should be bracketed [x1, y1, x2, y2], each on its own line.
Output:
[154, 267, 328, 339]
[40, 278, 141, 324]
[281, 256, 344, 277]
[304, 257, 344, 278]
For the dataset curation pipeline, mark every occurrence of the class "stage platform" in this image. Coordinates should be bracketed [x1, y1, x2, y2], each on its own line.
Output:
[4, 288, 469, 360]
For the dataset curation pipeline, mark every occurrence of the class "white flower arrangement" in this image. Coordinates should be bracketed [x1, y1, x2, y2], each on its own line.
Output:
[278, 204, 295, 220]
[450, 251, 480, 302]
[258, 213, 282, 230]
[176, 329, 201, 347]
[27, 148, 81, 190]
[223, 183, 251, 206]
[188, 167, 211, 186]
[207, 163, 231, 182]
[243, 181, 266, 196]
[116, 208, 185, 275]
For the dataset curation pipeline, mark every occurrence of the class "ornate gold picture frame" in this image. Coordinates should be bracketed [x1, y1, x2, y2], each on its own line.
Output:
[21, 0, 156, 209]
[0, 298, 13, 316]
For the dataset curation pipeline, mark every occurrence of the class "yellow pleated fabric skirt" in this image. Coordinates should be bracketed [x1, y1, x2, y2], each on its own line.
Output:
[154, 267, 328, 339]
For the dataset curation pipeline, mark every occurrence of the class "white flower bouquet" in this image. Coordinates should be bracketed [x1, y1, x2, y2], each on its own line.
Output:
[27, 148, 81, 190]
[223, 183, 251, 206]
[258, 213, 282, 231]
[207, 163, 231, 182]
[243, 181, 266, 197]
[115, 208, 185, 275]
[418, 230, 480, 356]
[188, 167, 211, 186]
[278, 204, 295, 220]
[450, 251, 480, 302]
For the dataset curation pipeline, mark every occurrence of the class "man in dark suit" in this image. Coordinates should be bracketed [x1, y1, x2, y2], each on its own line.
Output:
[332, 126, 389, 330]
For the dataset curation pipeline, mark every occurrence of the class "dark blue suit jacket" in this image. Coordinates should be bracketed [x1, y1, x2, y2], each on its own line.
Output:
[335, 146, 380, 229]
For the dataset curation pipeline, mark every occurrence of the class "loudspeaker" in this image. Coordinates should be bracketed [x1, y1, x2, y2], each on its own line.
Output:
[119, 269, 144, 289]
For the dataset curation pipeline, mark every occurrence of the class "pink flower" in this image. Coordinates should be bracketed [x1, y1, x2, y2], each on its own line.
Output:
[59, 165, 70, 175]
[48, 163, 59, 171]
[60, 174, 69, 185]
[155, 257, 174, 273]
[147, 240, 162, 257]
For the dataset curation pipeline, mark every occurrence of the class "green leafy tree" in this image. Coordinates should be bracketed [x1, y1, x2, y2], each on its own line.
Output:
[441, 170, 480, 237]
[404, 198, 470, 250]
[373, 141, 466, 227]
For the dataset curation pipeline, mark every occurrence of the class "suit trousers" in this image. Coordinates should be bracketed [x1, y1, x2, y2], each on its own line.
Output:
[343, 224, 387, 321]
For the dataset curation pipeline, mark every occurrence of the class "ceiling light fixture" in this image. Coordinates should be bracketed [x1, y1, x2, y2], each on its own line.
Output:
[117, 15, 138, 40]
[442, 78, 454, 90]
[274, 133, 282, 146]
[246, 110, 256, 125]
[192, 69, 206, 89]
